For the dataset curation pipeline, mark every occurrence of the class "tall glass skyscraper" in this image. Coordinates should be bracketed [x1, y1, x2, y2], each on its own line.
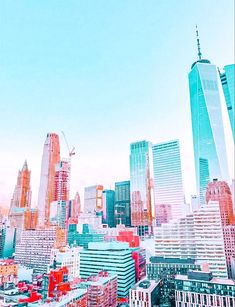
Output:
[130, 141, 153, 235]
[220, 64, 235, 141]
[114, 181, 131, 226]
[152, 140, 185, 220]
[188, 34, 229, 204]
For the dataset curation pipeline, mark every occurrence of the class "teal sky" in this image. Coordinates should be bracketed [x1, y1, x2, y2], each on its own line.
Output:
[0, 0, 234, 208]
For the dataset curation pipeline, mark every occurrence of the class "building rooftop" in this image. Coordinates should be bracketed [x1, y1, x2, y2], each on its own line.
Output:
[87, 241, 129, 250]
[150, 257, 197, 264]
[131, 279, 160, 292]
[175, 272, 235, 286]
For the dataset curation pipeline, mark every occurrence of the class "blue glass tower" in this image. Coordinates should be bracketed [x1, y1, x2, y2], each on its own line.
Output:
[220, 64, 235, 141]
[130, 140, 153, 235]
[114, 181, 131, 226]
[189, 28, 230, 203]
[102, 189, 115, 227]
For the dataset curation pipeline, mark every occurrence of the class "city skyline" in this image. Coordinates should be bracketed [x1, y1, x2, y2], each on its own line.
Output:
[0, 1, 234, 209]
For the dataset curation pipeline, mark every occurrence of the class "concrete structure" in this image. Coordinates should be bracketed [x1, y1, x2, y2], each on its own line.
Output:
[155, 201, 228, 278]
[115, 181, 131, 226]
[84, 185, 103, 214]
[0, 260, 18, 288]
[175, 271, 235, 307]
[155, 204, 172, 226]
[129, 279, 160, 307]
[15, 227, 65, 273]
[147, 257, 201, 306]
[80, 242, 135, 298]
[50, 246, 82, 281]
[54, 159, 70, 201]
[188, 34, 230, 204]
[152, 140, 185, 220]
[130, 141, 153, 236]
[38, 133, 60, 226]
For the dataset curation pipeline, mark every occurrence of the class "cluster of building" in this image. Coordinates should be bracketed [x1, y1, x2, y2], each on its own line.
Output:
[0, 32, 235, 306]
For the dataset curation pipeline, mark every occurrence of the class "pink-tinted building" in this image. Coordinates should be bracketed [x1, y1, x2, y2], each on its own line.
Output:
[155, 204, 172, 226]
[38, 133, 60, 226]
[206, 179, 235, 278]
[54, 159, 70, 202]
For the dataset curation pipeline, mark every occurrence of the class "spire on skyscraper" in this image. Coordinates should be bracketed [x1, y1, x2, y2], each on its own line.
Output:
[196, 25, 202, 60]
[22, 160, 28, 171]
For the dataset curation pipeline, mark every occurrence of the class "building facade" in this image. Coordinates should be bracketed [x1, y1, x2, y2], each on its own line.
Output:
[84, 185, 104, 214]
[102, 190, 115, 227]
[175, 271, 235, 307]
[114, 181, 131, 226]
[130, 141, 153, 235]
[152, 140, 185, 220]
[38, 133, 60, 226]
[188, 45, 230, 204]
[129, 279, 160, 307]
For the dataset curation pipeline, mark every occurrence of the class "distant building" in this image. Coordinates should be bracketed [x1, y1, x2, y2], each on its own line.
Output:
[102, 190, 115, 227]
[0, 224, 16, 258]
[219, 64, 235, 141]
[38, 133, 60, 226]
[54, 159, 70, 201]
[152, 140, 185, 220]
[155, 204, 172, 226]
[68, 223, 104, 249]
[130, 141, 153, 236]
[175, 271, 235, 306]
[80, 241, 135, 298]
[129, 279, 160, 307]
[83, 185, 103, 214]
[115, 181, 131, 226]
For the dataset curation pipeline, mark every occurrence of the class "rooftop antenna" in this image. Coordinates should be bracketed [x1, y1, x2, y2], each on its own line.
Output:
[196, 24, 202, 60]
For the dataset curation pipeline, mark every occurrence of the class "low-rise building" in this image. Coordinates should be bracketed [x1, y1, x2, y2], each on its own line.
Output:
[129, 279, 160, 307]
[175, 271, 235, 307]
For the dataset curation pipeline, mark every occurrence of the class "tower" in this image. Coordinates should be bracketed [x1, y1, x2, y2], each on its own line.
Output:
[188, 27, 230, 204]
[130, 140, 153, 236]
[152, 140, 185, 220]
[10, 160, 31, 211]
[54, 159, 70, 202]
[38, 133, 60, 226]
[219, 64, 235, 141]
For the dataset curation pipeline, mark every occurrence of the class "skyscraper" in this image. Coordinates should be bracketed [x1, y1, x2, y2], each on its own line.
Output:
[38, 133, 60, 226]
[130, 141, 153, 235]
[152, 140, 185, 220]
[219, 64, 235, 141]
[188, 29, 230, 203]
[114, 181, 131, 226]
[54, 159, 70, 201]
[10, 160, 31, 211]
[83, 185, 103, 214]
[102, 189, 115, 227]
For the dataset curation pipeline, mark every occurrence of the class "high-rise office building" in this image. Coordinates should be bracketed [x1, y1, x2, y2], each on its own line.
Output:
[155, 201, 228, 278]
[206, 179, 235, 278]
[54, 159, 70, 201]
[188, 30, 230, 204]
[80, 241, 135, 298]
[114, 181, 131, 226]
[102, 190, 115, 227]
[38, 133, 60, 226]
[83, 185, 103, 214]
[130, 141, 153, 235]
[10, 160, 31, 211]
[220, 64, 235, 141]
[152, 140, 185, 220]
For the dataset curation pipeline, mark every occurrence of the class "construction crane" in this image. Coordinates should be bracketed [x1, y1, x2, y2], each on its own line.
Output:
[61, 131, 76, 158]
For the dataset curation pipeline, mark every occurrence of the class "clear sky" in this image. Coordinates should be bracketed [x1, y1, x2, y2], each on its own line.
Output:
[0, 0, 234, 209]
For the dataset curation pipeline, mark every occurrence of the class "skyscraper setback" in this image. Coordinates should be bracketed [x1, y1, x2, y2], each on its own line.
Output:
[130, 141, 153, 235]
[188, 30, 230, 204]
[152, 140, 185, 220]
[38, 133, 60, 226]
